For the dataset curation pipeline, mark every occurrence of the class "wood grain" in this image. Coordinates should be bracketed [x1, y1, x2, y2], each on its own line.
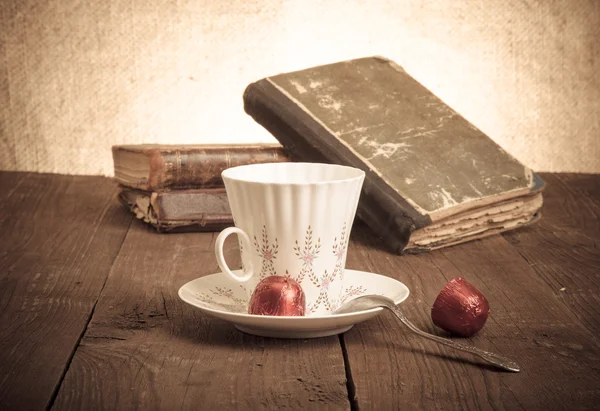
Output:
[503, 173, 600, 335]
[0, 170, 26, 202]
[342, 211, 600, 410]
[2, 172, 599, 410]
[52, 223, 350, 410]
[0, 172, 132, 410]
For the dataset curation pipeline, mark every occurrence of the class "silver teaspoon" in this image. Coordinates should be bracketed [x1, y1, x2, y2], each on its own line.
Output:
[334, 295, 520, 372]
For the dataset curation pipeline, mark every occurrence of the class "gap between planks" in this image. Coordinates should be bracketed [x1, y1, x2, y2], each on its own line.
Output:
[46, 214, 134, 411]
[339, 334, 360, 411]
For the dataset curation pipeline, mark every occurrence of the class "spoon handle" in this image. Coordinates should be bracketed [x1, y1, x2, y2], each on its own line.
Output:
[388, 305, 520, 372]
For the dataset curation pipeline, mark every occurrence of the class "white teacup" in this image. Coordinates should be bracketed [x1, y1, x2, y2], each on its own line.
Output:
[214, 162, 365, 316]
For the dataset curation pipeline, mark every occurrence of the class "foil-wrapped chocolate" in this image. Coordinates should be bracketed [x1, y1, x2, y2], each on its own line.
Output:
[248, 276, 306, 316]
[431, 278, 490, 337]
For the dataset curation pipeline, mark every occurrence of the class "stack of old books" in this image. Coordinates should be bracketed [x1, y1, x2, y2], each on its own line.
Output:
[112, 144, 288, 232]
[113, 56, 545, 255]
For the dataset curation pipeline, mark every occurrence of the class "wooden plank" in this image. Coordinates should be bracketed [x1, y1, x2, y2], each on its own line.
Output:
[0, 170, 26, 203]
[552, 173, 600, 210]
[502, 173, 600, 334]
[0, 172, 132, 410]
[341, 218, 600, 410]
[53, 222, 350, 410]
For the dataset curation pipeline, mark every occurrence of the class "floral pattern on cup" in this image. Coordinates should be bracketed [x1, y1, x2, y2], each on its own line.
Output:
[308, 284, 368, 313]
[332, 222, 348, 282]
[253, 225, 279, 279]
[292, 225, 321, 284]
[250, 223, 352, 314]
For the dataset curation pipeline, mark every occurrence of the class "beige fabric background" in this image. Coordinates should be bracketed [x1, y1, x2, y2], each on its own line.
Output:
[0, 0, 598, 176]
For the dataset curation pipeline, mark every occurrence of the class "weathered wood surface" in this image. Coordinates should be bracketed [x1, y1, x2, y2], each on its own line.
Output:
[0, 172, 132, 410]
[0, 171, 599, 410]
[503, 174, 600, 335]
[52, 221, 350, 411]
[342, 173, 600, 410]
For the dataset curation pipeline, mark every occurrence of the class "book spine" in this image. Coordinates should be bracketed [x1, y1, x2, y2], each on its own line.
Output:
[151, 188, 231, 221]
[154, 218, 234, 233]
[146, 146, 288, 190]
[118, 188, 234, 233]
[243, 80, 430, 254]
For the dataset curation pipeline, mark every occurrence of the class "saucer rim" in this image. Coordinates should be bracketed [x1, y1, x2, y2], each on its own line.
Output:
[178, 269, 410, 321]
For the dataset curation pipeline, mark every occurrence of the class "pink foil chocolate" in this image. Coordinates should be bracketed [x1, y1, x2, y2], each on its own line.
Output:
[248, 276, 306, 316]
[431, 277, 490, 337]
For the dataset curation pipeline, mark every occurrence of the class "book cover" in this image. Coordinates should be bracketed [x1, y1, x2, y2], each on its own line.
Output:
[119, 187, 233, 233]
[243, 56, 545, 253]
[112, 143, 289, 191]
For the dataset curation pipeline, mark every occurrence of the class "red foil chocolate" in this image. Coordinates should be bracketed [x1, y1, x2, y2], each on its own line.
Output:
[248, 276, 306, 316]
[431, 278, 490, 337]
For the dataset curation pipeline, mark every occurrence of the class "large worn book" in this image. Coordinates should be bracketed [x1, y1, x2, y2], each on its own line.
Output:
[112, 143, 288, 191]
[243, 56, 545, 254]
[119, 188, 233, 233]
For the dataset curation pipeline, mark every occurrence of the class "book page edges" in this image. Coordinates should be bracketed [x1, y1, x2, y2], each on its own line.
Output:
[405, 213, 542, 253]
[405, 192, 543, 251]
[410, 193, 542, 242]
[112, 147, 152, 189]
[427, 173, 542, 222]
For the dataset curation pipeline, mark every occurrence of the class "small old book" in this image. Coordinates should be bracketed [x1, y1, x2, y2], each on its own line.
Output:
[112, 143, 288, 191]
[243, 56, 545, 254]
[118, 188, 233, 233]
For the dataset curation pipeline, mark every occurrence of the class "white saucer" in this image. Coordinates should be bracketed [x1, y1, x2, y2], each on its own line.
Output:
[178, 269, 410, 339]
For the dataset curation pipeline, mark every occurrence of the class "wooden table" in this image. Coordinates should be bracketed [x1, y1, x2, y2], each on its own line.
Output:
[1, 171, 599, 410]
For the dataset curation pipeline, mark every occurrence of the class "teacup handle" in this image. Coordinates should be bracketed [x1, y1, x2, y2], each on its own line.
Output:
[215, 227, 254, 282]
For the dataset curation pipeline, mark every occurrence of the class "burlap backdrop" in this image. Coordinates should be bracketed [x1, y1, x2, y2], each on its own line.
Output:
[0, 0, 598, 175]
